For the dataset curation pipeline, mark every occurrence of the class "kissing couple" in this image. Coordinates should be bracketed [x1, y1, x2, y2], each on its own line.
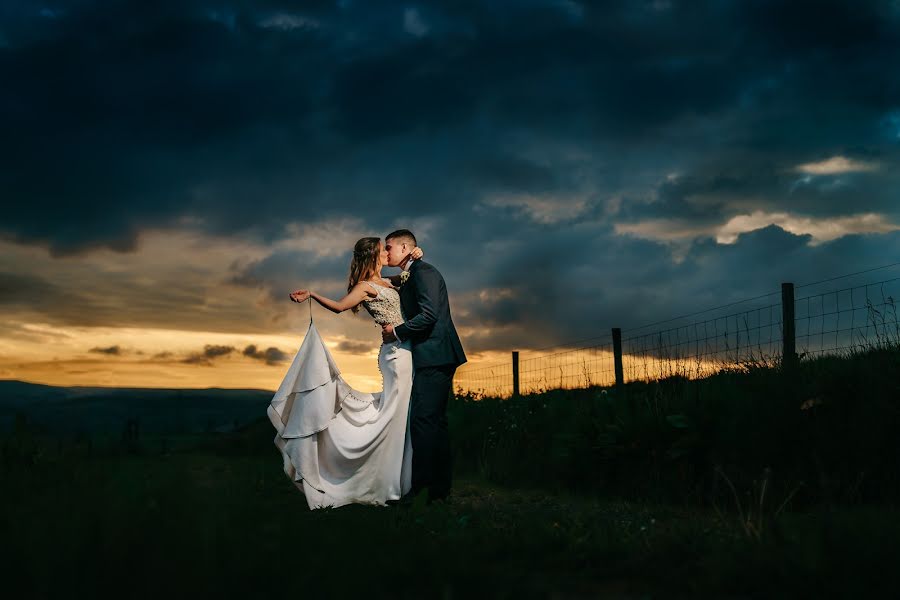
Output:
[267, 229, 466, 509]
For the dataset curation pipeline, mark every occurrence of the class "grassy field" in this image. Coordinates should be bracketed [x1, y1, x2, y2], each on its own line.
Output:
[3, 344, 899, 597]
[3, 445, 899, 598]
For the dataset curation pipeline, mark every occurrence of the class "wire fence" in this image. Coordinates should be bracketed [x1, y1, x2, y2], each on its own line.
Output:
[795, 278, 900, 358]
[620, 298, 784, 383]
[455, 268, 900, 398]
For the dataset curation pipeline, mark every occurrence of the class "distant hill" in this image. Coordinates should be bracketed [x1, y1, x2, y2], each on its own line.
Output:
[0, 380, 275, 435]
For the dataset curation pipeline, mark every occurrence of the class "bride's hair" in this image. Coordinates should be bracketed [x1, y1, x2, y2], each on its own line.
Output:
[347, 237, 381, 314]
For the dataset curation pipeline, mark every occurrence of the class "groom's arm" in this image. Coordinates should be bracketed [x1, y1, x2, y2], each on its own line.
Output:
[394, 267, 441, 342]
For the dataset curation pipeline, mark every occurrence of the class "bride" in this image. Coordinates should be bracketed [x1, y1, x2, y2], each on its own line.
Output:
[266, 236, 423, 509]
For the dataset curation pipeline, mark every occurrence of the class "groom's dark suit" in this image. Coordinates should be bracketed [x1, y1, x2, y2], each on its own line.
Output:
[394, 259, 466, 500]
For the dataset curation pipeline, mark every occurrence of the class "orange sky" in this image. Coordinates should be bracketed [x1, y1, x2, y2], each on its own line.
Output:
[0, 223, 834, 394]
[0, 320, 515, 392]
[0, 228, 512, 391]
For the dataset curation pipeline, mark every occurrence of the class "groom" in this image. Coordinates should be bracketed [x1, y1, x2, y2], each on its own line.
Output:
[381, 229, 467, 502]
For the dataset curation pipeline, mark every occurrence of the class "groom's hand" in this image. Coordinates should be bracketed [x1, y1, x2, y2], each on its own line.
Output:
[381, 324, 396, 343]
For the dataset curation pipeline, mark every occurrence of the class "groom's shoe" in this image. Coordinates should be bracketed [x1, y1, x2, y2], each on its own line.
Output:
[394, 488, 428, 508]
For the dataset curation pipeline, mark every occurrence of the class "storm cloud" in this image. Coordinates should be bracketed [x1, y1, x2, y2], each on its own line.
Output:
[89, 345, 122, 355]
[335, 340, 375, 355]
[242, 344, 291, 365]
[2, 0, 899, 358]
[181, 344, 236, 365]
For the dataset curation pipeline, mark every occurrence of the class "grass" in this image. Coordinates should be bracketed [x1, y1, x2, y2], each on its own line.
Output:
[3, 446, 900, 598]
[3, 343, 900, 597]
[451, 343, 900, 507]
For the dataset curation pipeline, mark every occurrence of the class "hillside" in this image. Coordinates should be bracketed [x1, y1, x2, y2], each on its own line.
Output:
[0, 380, 274, 434]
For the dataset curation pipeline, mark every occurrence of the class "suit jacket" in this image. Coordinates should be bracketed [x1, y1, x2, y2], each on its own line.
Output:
[394, 260, 467, 369]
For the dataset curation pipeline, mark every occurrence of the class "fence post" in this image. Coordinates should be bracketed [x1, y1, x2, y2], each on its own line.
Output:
[612, 328, 624, 393]
[512, 351, 520, 398]
[781, 282, 797, 369]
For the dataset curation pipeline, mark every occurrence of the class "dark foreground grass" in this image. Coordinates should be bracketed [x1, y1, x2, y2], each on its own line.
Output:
[3, 345, 899, 597]
[2, 445, 899, 598]
[452, 344, 900, 507]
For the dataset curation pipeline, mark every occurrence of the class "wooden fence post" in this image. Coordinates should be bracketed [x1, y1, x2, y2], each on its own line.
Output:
[512, 351, 520, 398]
[612, 328, 624, 393]
[781, 282, 797, 369]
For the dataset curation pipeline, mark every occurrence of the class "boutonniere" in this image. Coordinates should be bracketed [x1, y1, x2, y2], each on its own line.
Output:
[399, 270, 410, 285]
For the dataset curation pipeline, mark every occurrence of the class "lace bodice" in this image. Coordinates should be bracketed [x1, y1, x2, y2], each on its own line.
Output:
[362, 281, 404, 327]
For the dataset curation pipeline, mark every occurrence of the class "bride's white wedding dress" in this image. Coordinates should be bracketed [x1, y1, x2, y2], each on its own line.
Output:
[267, 281, 413, 509]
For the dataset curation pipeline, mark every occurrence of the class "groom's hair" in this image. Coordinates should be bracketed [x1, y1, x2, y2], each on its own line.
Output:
[385, 229, 417, 247]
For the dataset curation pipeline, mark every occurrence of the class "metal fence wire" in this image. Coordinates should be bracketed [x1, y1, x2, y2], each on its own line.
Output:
[454, 270, 900, 399]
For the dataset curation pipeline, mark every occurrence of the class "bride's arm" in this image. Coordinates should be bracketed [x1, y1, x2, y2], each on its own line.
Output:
[289, 283, 373, 314]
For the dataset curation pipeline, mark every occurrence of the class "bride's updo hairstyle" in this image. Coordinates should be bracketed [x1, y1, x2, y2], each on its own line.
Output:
[347, 236, 381, 313]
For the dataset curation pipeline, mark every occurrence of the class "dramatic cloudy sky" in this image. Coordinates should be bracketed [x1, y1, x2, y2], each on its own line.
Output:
[1, 0, 899, 390]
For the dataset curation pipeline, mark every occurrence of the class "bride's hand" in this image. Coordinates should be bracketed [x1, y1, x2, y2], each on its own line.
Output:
[289, 289, 310, 303]
[410, 247, 424, 260]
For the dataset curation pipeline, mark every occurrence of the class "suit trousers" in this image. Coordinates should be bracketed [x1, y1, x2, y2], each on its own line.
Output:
[409, 364, 457, 500]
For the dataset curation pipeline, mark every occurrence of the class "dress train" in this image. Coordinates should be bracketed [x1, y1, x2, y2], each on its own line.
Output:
[267, 322, 413, 509]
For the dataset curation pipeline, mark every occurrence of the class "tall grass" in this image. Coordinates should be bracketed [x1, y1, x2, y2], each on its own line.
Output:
[2, 343, 899, 596]
[451, 343, 900, 508]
